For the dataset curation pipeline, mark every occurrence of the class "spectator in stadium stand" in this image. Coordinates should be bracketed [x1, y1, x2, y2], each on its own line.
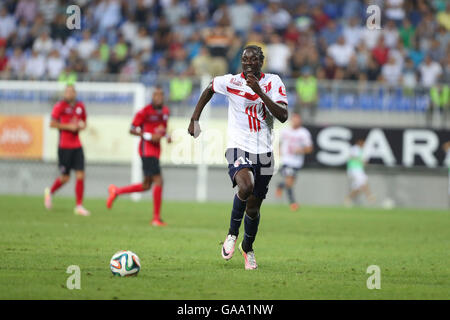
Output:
[419, 55, 443, 89]
[355, 41, 370, 72]
[9, 18, 31, 50]
[399, 18, 415, 49]
[343, 17, 362, 48]
[385, 0, 406, 26]
[311, 5, 330, 32]
[429, 38, 446, 65]
[32, 30, 54, 57]
[327, 36, 355, 68]
[38, 0, 58, 24]
[437, 2, 450, 30]
[49, 13, 71, 43]
[228, 0, 255, 37]
[25, 49, 45, 80]
[163, 0, 186, 27]
[402, 58, 418, 96]
[8, 47, 27, 79]
[383, 20, 400, 49]
[86, 49, 106, 79]
[120, 13, 138, 44]
[169, 72, 193, 107]
[191, 46, 213, 76]
[134, 0, 152, 25]
[153, 15, 172, 53]
[365, 56, 381, 82]
[263, 0, 292, 34]
[371, 37, 390, 66]
[58, 66, 77, 85]
[295, 67, 318, 122]
[46, 49, 65, 80]
[323, 55, 337, 80]
[15, 0, 38, 24]
[77, 30, 98, 61]
[408, 37, 425, 67]
[416, 11, 438, 51]
[0, 7, 15, 41]
[204, 25, 233, 76]
[95, 0, 122, 34]
[131, 26, 153, 56]
[429, 83, 449, 128]
[265, 33, 291, 77]
[381, 55, 403, 87]
[113, 34, 129, 62]
[292, 2, 312, 32]
[320, 19, 342, 47]
[345, 56, 360, 81]
[0, 47, 8, 76]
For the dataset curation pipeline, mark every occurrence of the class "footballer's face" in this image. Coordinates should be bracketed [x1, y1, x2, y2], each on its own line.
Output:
[241, 49, 262, 79]
[291, 113, 302, 128]
[152, 88, 164, 108]
[64, 86, 76, 103]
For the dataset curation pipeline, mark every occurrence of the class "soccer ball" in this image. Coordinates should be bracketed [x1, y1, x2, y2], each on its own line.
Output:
[110, 250, 141, 277]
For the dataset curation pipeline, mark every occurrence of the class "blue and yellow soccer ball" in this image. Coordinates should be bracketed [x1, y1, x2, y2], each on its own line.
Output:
[110, 250, 141, 277]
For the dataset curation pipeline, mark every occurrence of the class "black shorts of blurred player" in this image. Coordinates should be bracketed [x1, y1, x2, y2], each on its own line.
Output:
[276, 164, 301, 211]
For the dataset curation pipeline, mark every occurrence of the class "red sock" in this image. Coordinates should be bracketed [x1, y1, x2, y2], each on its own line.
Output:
[50, 178, 63, 194]
[75, 179, 84, 206]
[153, 185, 162, 221]
[116, 183, 145, 195]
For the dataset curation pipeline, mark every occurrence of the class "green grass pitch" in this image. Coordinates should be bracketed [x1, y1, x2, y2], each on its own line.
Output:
[0, 194, 449, 300]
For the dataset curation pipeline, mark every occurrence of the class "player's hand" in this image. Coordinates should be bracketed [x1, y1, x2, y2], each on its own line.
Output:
[151, 133, 163, 143]
[188, 119, 201, 138]
[66, 123, 79, 132]
[77, 120, 86, 131]
[246, 73, 262, 94]
[166, 135, 172, 144]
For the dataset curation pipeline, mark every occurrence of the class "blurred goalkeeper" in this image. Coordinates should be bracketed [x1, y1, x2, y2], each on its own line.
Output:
[106, 86, 171, 226]
[44, 85, 90, 216]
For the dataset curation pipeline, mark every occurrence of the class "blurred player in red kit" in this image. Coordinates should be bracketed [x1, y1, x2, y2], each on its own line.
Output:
[44, 85, 90, 216]
[106, 86, 171, 226]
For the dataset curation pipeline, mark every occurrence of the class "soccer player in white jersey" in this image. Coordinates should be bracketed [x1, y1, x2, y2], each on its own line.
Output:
[275, 113, 313, 211]
[345, 139, 375, 206]
[188, 45, 288, 270]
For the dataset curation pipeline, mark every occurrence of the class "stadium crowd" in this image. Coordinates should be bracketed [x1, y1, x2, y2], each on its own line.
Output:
[0, 0, 448, 90]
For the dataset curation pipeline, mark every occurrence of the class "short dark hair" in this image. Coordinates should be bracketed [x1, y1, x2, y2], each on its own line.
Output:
[243, 45, 265, 64]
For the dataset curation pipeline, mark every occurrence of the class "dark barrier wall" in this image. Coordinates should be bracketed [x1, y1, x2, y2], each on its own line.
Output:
[303, 125, 449, 168]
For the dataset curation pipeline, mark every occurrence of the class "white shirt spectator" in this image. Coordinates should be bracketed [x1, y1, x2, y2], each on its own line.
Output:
[343, 23, 362, 48]
[46, 51, 65, 79]
[361, 28, 381, 50]
[385, 0, 405, 21]
[95, 0, 121, 31]
[132, 31, 153, 55]
[327, 39, 355, 67]
[229, 0, 255, 34]
[77, 36, 98, 60]
[0, 9, 16, 39]
[419, 60, 443, 88]
[8, 49, 27, 77]
[120, 19, 138, 43]
[32, 34, 54, 56]
[266, 41, 291, 75]
[164, 0, 187, 26]
[382, 59, 402, 85]
[39, 0, 58, 23]
[25, 52, 46, 79]
[263, 2, 291, 31]
[383, 25, 399, 48]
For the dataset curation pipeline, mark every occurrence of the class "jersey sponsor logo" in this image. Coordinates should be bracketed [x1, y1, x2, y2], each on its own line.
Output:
[230, 77, 243, 87]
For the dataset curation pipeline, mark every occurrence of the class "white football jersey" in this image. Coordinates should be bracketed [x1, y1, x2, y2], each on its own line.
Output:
[212, 72, 288, 154]
[280, 126, 312, 168]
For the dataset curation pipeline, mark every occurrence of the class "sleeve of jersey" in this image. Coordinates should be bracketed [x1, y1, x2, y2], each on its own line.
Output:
[305, 130, 313, 147]
[81, 104, 87, 121]
[130, 111, 143, 131]
[211, 74, 230, 95]
[271, 76, 288, 105]
[50, 103, 61, 121]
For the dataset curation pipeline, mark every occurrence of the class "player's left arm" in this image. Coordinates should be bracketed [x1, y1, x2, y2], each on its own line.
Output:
[77, 105, 87, 131]
[246, 74, 288, 123]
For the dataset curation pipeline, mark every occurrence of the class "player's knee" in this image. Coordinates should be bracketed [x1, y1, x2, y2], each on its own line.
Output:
[246, 208, 259, 219]
[142, 181, 151, 190]
[238, 182, 254, 199]
[61, 175, 70, 183]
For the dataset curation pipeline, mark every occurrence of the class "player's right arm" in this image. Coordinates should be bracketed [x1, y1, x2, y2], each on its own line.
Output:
[188, 82, 214, 138]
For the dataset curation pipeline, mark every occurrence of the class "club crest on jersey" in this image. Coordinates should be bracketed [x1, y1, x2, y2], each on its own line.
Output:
[279, 85, 287, 97]
[76, 107, 82, 115]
